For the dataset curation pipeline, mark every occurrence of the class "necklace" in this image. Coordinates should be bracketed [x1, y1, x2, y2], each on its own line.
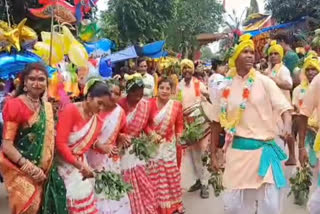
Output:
[25, 94, 40, 111]
[219, 68, 256, 143]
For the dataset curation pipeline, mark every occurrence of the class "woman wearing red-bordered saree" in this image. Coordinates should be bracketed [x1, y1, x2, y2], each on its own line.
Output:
[118, 73, 157, 214]
[87, 79, 132, 214]
[147, 78, 184, 214]
[55, 81, 111, 214]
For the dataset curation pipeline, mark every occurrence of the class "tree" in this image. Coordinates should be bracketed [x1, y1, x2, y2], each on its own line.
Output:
[265, 0, 320, 23]
[100, 0, 175, 48]
[200, 46, 214, 61]
[246, 0, 259, 18]
[165, 0, 223, 58]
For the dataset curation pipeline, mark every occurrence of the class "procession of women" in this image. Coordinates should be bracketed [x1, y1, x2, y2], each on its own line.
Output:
[2, 30, 320, 214]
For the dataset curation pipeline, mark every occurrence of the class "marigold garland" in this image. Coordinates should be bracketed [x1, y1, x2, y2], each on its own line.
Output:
[298, 80, 309, 108]
[271, 63, 282, 77]
[219, 68, 256, 134]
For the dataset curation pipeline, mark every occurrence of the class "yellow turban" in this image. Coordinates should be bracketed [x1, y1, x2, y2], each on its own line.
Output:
[181, 59, 195, 73]
[268, 40, 284, 60]
[303, 55, 320, 73]
[228, 34, 255, 68]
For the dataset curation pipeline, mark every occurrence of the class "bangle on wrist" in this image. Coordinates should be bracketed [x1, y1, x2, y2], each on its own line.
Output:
[16, 156, 23, 165]
[299, 147, 305, 150]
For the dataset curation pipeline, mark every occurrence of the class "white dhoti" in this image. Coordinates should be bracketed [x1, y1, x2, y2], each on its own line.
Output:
[223, 184, 281, 214]
[308, 187, 320, 214]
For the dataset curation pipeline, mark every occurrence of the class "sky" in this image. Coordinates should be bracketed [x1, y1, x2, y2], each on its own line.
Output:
[224, 0, 265, 17]
[96, 0, 109, 12]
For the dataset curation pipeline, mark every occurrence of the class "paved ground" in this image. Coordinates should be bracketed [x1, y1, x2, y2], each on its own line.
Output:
[0, 167, 312, 214]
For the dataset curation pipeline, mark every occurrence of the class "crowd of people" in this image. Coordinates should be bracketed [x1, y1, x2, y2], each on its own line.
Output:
[1, 31, 320, 214]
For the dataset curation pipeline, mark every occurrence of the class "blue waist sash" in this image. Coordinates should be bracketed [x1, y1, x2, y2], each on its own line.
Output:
[232, 136, 287, 189]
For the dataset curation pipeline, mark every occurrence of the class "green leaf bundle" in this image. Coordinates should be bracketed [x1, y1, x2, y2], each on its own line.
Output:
[94, 171, 133, 201]
[202, 152, 224, 197]
[288, 165, 313, 206]
[181, 121, 205, 146]
[129, 133, 159, 161]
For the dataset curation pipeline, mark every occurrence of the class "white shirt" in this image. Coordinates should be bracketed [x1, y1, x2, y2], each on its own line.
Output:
[142, 73, 155, 98]
[208, 73, 225, 104]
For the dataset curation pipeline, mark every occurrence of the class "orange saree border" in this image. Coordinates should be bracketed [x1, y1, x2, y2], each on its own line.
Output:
[0, 153, 41, 214]
[0, 102, 55, 214]
[71, 115, 100, 155]
[40, 102, 55, 173]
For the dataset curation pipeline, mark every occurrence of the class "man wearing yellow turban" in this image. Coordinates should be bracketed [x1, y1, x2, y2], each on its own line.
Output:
[293, 54, 320, 167]
[177, 58, 211, 199]
[266, 40, 296, 165]
[210, 34, 292, 214]
[298, 56, 320, 214]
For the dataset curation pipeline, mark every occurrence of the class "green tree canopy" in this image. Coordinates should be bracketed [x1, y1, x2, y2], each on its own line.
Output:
[100, 0, 175, 48]
[246, 0, 259, 18]
[265, 0, 320, 23]
[200, 46, 214, 61]
[165, 0, 223, 58]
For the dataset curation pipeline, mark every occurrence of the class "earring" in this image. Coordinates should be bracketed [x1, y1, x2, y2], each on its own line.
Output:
[23, 86, 27, 92]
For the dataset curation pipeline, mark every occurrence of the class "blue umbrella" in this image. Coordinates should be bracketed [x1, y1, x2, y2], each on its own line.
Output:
[0, 51, 56, 80]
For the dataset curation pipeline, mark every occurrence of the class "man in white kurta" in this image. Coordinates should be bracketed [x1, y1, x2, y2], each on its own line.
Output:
[210, 35, 292, 214]
[178, 59, 211, 199]
[265, 41, 295, 165]
[137, 58, 154, 98]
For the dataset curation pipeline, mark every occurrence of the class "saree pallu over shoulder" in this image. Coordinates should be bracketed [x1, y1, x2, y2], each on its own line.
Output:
[126, 98, 150, 137]
[69, 114, 100, 156]
[154, 100, 175, 137]
[0, 102, 55, 214]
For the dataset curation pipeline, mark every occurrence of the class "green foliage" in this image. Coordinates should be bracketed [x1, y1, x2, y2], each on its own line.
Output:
[165, 0, 223, 58]
[246, 0, 259, 18]
[100, 0, 223, 55]
[100, 0, 175, 48]
[200, 46, 214, 61]
[181, 121, 205, 146]
[94, 171, 133, 201]
[265, 0, 320, 23]
[288, 165, 313, 206]
[202, 152, 224, 197]
[129, 133, 159, 161]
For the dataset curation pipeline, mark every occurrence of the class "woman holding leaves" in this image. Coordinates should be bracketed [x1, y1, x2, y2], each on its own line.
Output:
[86, 78, 132, 214]
[147, 77, 184, 214]
[118, 73, 157, 214]
[56, 80, 110, 214]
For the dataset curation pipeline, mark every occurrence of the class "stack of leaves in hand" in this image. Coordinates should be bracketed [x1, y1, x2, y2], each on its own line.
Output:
[181, 121, 205, 146]
[288, 165, 313, 206]
[94, 171, 132, 201]
[202, 152, 224, 197]
[129, 133, 158, 161]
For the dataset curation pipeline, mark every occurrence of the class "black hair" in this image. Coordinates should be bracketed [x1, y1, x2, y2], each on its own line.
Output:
[157, 77, 174, 89]
[16, 62, 48, 97]
[137, 57, 147, 67]
[87, 82, 111, 98]
[211, 58, 224, 71]
[127, 84, 144, 94]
